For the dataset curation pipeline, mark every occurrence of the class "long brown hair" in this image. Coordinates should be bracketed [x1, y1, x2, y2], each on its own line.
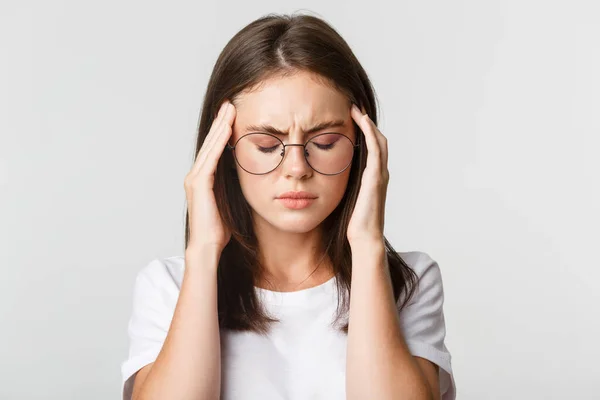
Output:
[184, 12, 418, 334]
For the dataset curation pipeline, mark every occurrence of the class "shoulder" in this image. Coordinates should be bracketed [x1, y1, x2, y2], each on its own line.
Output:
[397, 251, 441, 280]
[131, 256, 186, 308]
[125, 256, 186, 331]
[395, 250, 445, 306]
[122, 255, 185, 399]
[396, 250, 441, 277]
[135, 255, 186, 289]
[395, 251, 455, 399]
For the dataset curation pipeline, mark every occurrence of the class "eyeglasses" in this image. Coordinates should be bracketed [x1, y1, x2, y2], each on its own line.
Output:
[227, 132, 359, 175]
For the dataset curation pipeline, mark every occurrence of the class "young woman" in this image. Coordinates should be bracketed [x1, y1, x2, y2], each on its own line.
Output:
[121, 13, 456, 400]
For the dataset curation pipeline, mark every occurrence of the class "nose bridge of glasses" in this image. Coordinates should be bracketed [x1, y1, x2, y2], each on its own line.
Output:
[283, 143, 307, 149]
[281, 142, 308, 159]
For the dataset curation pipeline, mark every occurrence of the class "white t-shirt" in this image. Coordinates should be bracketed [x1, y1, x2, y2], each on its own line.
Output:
[121, 250, 456, 399]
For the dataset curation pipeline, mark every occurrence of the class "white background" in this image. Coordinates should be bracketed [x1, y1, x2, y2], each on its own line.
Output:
[1, 1, 598, 399]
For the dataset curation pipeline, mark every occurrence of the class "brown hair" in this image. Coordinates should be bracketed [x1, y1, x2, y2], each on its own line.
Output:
[184, 12, 418, 334]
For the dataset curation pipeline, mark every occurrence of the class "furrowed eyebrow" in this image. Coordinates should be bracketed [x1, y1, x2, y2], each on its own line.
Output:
[244, 119, 346, 135]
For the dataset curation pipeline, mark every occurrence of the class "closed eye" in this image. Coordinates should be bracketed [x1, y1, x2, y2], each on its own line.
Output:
[258, 145, 280, 153]
[313, 142, 335, 150]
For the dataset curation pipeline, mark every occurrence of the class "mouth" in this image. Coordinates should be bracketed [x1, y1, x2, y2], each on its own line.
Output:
[276, 191, 318, 210]
[276, 197, 316, 209]
[276, 191, 318, 200]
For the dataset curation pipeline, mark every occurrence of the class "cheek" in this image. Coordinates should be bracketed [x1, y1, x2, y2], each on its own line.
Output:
[236, 172, 271, 205]
[323, 174, 351, 205]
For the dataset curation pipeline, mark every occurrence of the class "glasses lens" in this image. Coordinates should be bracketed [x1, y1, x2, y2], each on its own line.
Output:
[233, 133, 355, 175]
[234, 133, 283, 174]
[305, 133, 354, 174]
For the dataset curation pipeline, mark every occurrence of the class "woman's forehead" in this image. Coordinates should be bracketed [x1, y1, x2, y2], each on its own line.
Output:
[234, 72, 350, 117]
[232, 74, 351, 136]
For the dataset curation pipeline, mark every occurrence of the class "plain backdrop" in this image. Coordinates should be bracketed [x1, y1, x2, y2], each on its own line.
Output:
[1, 1, 599, 399]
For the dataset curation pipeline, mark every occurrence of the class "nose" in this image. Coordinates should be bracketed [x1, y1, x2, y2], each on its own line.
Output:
[281, 143, 313, 179]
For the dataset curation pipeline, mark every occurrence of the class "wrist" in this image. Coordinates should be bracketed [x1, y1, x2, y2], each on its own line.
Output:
[185, 245, 222, 271]
[349, 237, 386, 252]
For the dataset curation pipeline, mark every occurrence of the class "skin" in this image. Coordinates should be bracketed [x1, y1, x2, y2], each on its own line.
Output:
[131, 70, 441, 400]
[229, 70, 356, 290]
[230, 70, 441, 398]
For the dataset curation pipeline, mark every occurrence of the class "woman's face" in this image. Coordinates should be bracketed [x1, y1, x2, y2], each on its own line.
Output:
[229, 70, 357, 234]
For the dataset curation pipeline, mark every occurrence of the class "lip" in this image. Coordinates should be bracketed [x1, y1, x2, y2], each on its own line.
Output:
[276, 191, 318, 199]
[277, 197, 316, 209]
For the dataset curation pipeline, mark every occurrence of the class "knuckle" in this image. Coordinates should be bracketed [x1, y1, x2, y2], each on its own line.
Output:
[183, 179, 195, 191]
[184, 173, 201, 187]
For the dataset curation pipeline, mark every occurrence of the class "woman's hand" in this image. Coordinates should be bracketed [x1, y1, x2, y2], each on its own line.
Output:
[184, 100, 236, 255]
[347, 103, 389, 246]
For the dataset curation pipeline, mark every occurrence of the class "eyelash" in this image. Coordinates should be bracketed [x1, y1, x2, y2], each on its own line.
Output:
[258, 146, 279, 154]
[257, 142, 335, 154]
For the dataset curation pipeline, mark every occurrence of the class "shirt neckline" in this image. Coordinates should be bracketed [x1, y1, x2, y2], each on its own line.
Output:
[254, 275, 337, 306]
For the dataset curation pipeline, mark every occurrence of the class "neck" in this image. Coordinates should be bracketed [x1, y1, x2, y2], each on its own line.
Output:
[252, 214, 335, 292]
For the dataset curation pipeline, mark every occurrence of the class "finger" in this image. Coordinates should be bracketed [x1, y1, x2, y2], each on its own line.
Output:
[201, 102, 237, 174]
[355, 107, 389, 231]
[355, 104, 388, 174]
[201, 101, 231, 156]
[377, 128, 388, 174]
[191, 101, 230, 175]
[351, 104, 382, 173]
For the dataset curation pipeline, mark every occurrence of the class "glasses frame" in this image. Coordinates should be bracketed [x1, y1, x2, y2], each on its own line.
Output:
[226, 131, 360, 176]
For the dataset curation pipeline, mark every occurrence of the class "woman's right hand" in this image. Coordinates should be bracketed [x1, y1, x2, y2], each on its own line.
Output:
[184, 100, 237, 255]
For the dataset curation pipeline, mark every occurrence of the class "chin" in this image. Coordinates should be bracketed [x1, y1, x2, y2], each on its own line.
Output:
[262, 212, 326, 233]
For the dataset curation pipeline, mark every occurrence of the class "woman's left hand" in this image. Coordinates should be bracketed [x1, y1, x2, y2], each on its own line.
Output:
[347, 104, 389, 246]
